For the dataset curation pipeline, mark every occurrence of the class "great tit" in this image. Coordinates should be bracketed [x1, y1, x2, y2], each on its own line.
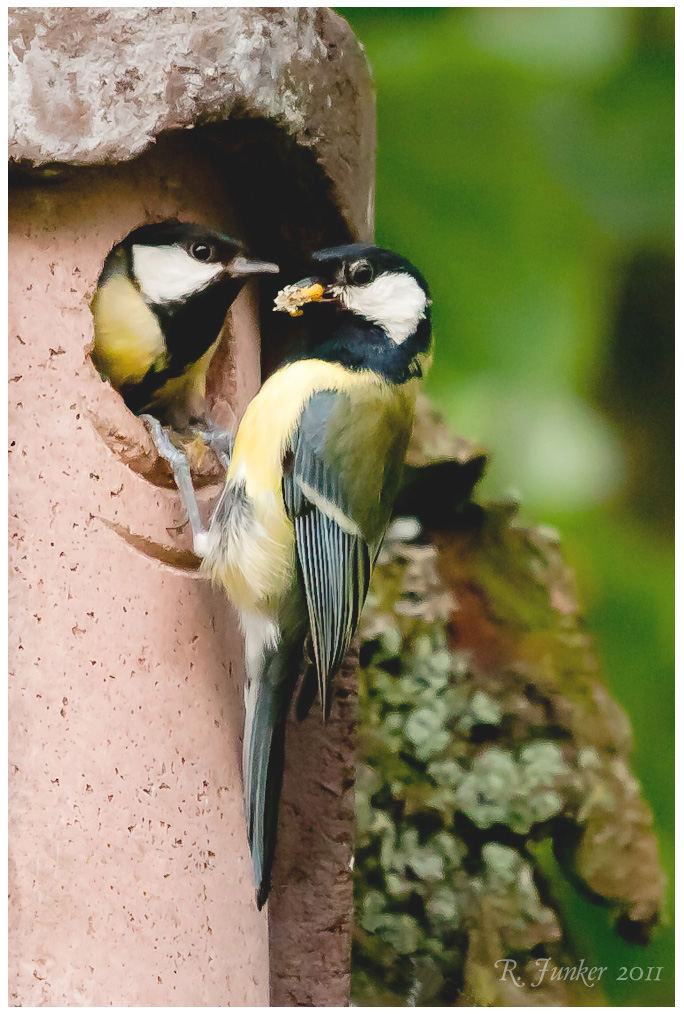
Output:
[90, 219, 279, 429]
[186, 243, 432, 907]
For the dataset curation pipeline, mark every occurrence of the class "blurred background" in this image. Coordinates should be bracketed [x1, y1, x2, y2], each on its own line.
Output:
[338, 7, 673, 1006]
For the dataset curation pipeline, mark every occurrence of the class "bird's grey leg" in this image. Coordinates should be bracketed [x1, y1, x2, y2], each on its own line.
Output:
[140, 414, 209, 556]
[194, 410, 236, 470]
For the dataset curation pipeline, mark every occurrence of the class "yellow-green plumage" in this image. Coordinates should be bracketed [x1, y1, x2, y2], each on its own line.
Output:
[142, 337, 220, 425]
[201, 358, 417, 615]
[90, 271, 220, 425]
[90, 271, 167, 388]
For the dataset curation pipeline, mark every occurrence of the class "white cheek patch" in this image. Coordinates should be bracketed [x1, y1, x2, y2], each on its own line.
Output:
[132, 244, 223, 304]
[336, 272, 429, 345]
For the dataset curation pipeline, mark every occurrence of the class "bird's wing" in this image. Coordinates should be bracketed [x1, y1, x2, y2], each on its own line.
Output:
[282, 390, 392, 716]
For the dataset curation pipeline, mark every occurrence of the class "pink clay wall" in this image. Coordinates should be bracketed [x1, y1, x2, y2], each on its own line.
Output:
[9, 140, 269, 1005]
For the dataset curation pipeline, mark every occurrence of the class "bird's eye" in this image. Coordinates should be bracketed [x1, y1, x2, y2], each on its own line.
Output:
[349, 260, 374, 285]
[190, 242, 213, 262]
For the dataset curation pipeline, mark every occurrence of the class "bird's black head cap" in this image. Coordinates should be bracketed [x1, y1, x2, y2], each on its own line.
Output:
[123, 219, 243, 266]
[281, 243, 433, 383]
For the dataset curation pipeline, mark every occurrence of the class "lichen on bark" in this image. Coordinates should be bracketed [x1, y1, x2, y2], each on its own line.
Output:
[352, 397, 665, 1006]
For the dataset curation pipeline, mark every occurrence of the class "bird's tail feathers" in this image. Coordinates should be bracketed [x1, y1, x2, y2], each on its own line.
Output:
[241, 612, 300, 909]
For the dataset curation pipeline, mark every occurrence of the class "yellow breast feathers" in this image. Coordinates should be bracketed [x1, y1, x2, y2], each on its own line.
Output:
[204, 360, 414, 613]
[90, 273, 166, 387]
[228, 359, 415, 498]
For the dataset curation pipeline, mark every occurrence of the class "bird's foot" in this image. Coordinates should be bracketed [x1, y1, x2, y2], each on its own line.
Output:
[140, 414, 209, 554]
[193, 412, 236, 470]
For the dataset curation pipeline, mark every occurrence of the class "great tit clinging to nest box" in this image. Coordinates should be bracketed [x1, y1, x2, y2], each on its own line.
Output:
[187, 243, 433, 906]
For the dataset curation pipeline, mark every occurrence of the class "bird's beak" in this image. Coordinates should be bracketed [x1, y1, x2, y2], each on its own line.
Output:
[273, 277, 328, 316]
[225, 255, 280, 278]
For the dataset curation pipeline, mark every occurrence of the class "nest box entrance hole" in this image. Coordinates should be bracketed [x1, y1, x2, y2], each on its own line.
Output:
[75, 119, 355, 493]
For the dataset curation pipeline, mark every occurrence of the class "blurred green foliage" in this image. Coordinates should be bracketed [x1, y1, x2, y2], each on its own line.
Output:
[338, 7, 673, 1006]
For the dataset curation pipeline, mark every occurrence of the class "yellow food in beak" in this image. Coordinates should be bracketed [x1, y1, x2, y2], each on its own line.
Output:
[303, 283, 325, 301]
[273, 281, 326, 317]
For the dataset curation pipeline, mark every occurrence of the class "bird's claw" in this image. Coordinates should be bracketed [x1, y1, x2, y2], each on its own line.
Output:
[194, 417, 236, 470]
[140, 413, 208, 549]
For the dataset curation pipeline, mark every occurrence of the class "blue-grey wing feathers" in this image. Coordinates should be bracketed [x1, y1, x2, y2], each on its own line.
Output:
[283, 390, 384, 716]
[296, 508, 369, 715]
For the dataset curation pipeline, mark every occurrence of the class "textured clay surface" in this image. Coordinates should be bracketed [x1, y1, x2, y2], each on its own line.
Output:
[269, 653, 358, 1006]
[8, 6, 375, 240]
[9, 7, 375, 1005]
[9, 143, 268, 1006]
